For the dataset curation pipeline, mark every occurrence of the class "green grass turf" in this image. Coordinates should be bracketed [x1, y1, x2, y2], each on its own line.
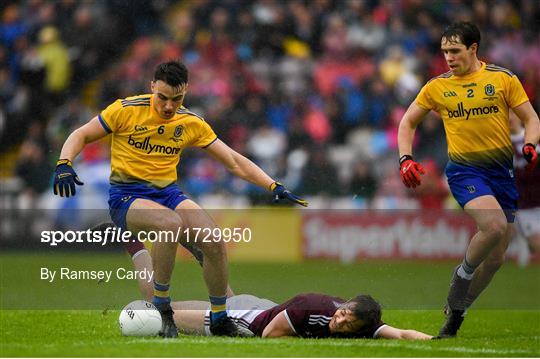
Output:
[1, 310, 538, 357]
[1, 252, 539, 356]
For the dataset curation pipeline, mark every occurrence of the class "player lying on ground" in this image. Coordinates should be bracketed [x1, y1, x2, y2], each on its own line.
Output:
[54, 60, 307, 338]
[92, 223, 432, 340]
[169, 293, 433, 339]
[397, 22, 540, 338]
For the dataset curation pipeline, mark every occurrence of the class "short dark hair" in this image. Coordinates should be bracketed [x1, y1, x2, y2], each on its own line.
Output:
[153, 60, 188, 89]
[442, 22, 481, 49]
[350, 294, 382, 329]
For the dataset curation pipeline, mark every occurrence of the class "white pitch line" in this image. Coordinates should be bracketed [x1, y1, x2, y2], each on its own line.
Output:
[122, 337, 538, 356]
[6, 337, 538, 357]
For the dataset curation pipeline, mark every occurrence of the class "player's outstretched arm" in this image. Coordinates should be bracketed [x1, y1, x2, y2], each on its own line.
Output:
[204, 139, 308, 206]
[261, 310, 296, 338]
[512, 101, 540, 171]
[513, 101, 540, 146]
[59, 116, 110, 161]
[376, 325, 433, 340]
[53, 116, 109, 197]
[397, 102, 430, 188]
[397, 102, 428, 159]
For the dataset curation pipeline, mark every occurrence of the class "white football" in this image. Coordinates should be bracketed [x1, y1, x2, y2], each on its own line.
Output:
[118, 300, 162, 336]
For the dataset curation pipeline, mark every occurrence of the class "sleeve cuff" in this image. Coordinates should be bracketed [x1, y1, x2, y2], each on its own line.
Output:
[415, 101, 431, 111]
[201, 137, 218, 148]
[283, 310, 297, 334]
[510, 98, 529, 109]
[373, 324, 388, 338]
[98, 114, 112, 133]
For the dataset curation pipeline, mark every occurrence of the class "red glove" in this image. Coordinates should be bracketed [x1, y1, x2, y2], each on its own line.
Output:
[522, 143, 538, 172]
[399, 155, 425, 188]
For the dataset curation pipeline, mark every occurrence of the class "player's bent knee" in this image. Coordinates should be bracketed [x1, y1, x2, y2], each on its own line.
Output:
[153, 214, 183, 233]
[482, 219, 507, 241]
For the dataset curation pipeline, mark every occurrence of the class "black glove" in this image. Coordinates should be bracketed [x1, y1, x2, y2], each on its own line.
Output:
[53, 159, 84, 197]
[270, 181, 308, 207]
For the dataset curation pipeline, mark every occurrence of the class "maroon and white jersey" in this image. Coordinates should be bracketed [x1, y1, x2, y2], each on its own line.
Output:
[511, 132, 540, 209]
[248, 293, 384, 338]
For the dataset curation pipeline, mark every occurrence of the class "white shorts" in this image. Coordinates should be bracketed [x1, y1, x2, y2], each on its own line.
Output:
[516, 208, 540, 238]
[204, 294, 278, 336]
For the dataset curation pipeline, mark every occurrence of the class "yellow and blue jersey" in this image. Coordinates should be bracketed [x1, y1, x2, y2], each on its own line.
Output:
[98, 94, 217, 188]
[415, 62, 529, 170]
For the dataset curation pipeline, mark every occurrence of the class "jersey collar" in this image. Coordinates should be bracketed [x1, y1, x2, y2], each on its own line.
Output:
[453, 61, 486, 80]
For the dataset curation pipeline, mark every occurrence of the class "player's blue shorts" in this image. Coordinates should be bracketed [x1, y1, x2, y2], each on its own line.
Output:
[108, 183, 189, 230]
[445, 162, 518, 223]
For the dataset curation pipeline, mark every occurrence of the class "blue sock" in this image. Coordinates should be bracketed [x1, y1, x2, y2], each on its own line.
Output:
[152, 281, 170, 307]
[209, 295, 227, 321]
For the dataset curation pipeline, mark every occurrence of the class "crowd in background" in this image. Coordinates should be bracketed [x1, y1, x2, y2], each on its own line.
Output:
[1, 0, 539, 210]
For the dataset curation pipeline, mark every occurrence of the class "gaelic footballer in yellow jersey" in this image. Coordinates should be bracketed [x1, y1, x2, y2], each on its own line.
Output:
[415, 61, 529, 169]
[53, 60, 308, 339]
[397, 22, 540, 340]
[98, 94, 217, 188]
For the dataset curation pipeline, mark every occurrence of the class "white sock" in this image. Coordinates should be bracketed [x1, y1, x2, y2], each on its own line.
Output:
[457, 265, 474, 280]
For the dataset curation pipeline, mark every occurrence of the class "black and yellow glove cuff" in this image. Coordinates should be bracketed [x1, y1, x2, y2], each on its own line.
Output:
[269, 181, 281, 191]
[56, 159, 73, 167]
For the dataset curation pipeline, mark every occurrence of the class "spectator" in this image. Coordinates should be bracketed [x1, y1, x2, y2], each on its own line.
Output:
[300, 148, 341, 197]
[1, 0, 539, 211]
[349, 160, 378, 207]
[15, 122, 52, 199]
[410, 159, 449, 210]
[246, 124, 287, 178]
[37, 26, 71, 105]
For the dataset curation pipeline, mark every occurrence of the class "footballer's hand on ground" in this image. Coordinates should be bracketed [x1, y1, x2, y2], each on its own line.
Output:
[270, 182, 308, 207]
[522, 143, 538, 171]
[399, 155, 425, 188]
[53, 159, 84, 197]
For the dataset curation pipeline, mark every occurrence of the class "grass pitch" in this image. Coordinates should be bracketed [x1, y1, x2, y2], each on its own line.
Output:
[1, 309, 538, 357]
[1, 252, 539, 357]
